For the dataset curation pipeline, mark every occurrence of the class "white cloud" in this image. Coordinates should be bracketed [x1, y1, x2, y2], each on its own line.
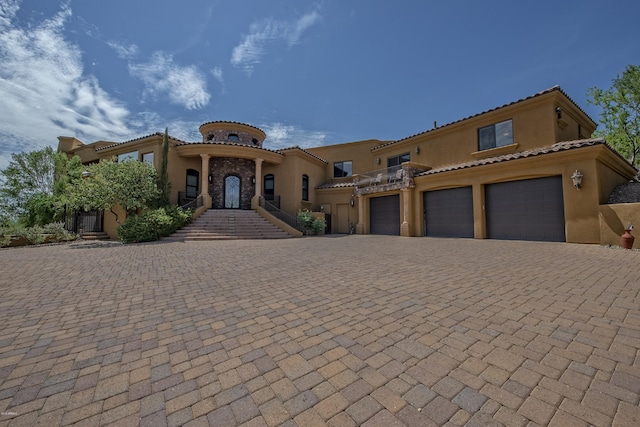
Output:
[0, 0, 133, 169]
[211, 66, 225, 92]
[108, 41, 139, 59]
[129, 52, 211, 110]
[260, 122, 327, 150]
[231, 9, 321, 76]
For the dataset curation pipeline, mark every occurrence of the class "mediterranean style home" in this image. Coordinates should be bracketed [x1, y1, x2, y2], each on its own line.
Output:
[58, 86, 638, 245]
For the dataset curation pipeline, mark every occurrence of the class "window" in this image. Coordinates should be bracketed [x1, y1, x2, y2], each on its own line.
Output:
[142, 152, 154, 165]
[334, 161, 353, 178]
[186, 169, 199, 198]
[302, 174, 309, 201]
[478, 119, 513, 151]
[228, 133, 239, 141]
[117, 151, 138, 162]
[387, 153, 410, 170]
[263, 174, 274, 198]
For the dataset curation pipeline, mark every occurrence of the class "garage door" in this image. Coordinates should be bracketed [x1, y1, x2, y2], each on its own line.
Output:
[370, 195, 400, 235]
[485, 176, 565, 242]
[424, 187, 474, 238]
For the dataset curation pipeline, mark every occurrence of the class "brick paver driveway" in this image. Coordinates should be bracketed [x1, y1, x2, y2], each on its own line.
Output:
[1, 236, 639, 426]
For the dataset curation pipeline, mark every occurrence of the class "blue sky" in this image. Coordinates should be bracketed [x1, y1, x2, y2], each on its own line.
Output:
[1, 0, 639, 169]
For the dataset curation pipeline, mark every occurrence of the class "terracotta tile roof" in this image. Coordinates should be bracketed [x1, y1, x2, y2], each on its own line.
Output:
[198, 120, 266, 134]
[372, 86, 595, 152]
[316, 181, 355, 190]
[95, 132, 191, 151]
[416, 138, 610, 176]
[174, 140, 283, 154]
[277, 146, 328, 164]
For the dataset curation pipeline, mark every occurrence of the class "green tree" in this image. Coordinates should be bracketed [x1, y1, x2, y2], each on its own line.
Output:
[69, 159, 161, 219]
[588, 65, 640, 168]
[0, 147, 81, 225]
[157, 128, 171, 207]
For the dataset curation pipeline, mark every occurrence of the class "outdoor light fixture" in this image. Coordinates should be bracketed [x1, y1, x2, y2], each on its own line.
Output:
[415, 146, 420, 154]
[571, 170, 583, 189]
[556, 107, 562, 120]
[251, 176, 256, 184]
[350, 198, 355, 207]
[208, 174, 212, 183]
[376, 157, 381, 165]
[81, 171, 91, 178]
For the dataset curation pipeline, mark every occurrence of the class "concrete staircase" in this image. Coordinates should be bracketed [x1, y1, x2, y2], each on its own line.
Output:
[164, 209, 295, 241]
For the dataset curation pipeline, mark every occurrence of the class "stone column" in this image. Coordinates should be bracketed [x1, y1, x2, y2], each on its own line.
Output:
[400, 188, 411, 237]
[200, 154, 212, 208]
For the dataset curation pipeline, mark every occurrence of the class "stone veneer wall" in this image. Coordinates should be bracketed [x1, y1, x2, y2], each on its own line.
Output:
[203, 130, 263, 147]
[208, 158, 256, 209]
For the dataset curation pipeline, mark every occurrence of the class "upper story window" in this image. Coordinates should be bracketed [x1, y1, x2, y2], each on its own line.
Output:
[228, 133, 239, 141]
[334, 161, 353, 178]
[387, 153, 410, 169]
[117, 151, 138, 162]
[302, 174, 309, 201]
[478, 119, 513, 151]
[142, 152, 154, 165]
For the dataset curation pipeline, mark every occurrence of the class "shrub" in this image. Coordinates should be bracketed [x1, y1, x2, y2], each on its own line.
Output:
[117, 206, 192, 244]
[296, 209, 326, 235]
[0, 222, 75, 247]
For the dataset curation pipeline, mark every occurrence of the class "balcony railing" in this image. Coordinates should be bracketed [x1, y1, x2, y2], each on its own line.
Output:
[351, 163, 430, 195]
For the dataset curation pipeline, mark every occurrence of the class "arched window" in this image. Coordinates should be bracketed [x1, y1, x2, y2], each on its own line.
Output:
[186, 169, 199, 198]
[302, 174, 309, 201]
[228, 133, 239, 141]
[263, 174, 275, 200]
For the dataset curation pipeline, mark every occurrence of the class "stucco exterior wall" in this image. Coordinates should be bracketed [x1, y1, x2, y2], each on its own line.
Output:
[599, 203, 640, 248]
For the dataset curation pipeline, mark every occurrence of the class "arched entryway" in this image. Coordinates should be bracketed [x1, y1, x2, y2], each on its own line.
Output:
[224, 175, 241, 208]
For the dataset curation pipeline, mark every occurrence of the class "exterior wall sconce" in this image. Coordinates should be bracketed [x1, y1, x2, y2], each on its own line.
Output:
[350, 198, 355, 207]
[251, 176, 256, 184]
[376, 157, 381, 165]
[571, 170, 583, 189]
[415, 146, 420, 154]
[556, 107, 562, 120]
[208, 174, 212, 183]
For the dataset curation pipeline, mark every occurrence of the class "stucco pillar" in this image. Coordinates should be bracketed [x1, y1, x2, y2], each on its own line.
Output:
[356, 195, 365, 234]
[400, 188, 411, 237]
[254, 158, 263, 197]
[200, 154, 212, 209]
[251, 158, 264, 209]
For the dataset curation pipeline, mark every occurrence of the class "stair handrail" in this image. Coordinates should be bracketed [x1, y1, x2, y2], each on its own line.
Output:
[258, 195, 302, 231]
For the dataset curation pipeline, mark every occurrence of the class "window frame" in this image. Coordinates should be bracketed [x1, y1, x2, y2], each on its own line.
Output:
[228, 133, 239, 141]
[117, 151, 138, 163]
[333, 160, 353, 178]
[302, 174, 309, 201]
[263, 174, 275, 197]
[186, 169, 199, 199]
[478, 119, 513, 151]
[387, 153, 410, 169]
[142, 152, 154, 166]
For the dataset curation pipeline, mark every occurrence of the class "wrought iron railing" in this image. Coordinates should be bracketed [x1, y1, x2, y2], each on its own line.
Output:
[264, 194, 280, 209]
[178, 191, 200, 206]
[63, 208, 104, 233]
[258, 196, 301, 231]
[180, 195, 203, 211]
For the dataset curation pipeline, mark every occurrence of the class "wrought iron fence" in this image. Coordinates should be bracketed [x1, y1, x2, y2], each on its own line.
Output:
[258, 196, 301, 231]
[63, 209, 104, 233]
[354, 166, 404, 188]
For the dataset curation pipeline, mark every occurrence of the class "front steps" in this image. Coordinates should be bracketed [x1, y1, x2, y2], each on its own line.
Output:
[164, 209, 294, 241]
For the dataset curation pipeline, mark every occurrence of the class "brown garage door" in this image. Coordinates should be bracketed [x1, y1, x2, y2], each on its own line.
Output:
[370, 195, 400, 235]
[485, 176, 566, 242]
[424, 186, 474, 238]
